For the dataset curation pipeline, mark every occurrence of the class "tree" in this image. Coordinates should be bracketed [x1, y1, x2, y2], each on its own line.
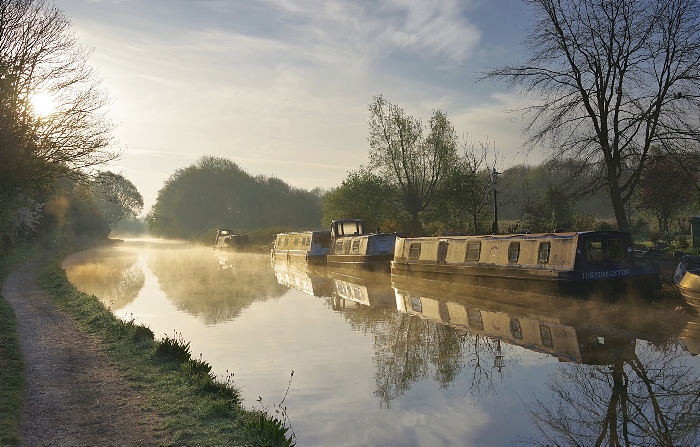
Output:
[0, 0, 117, 240]
[92, 171, 144, 226]
[367, 95, 459, 233]
[636, 154, 695, 234]
[486, 0, 700, 232]
[146, 156, 322, 239]
[321, 167, 400, 231]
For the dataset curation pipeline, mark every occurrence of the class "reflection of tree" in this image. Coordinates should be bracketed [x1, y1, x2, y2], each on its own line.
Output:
[148, 249, 287, 325]
[365, 311, 511, 407]
[64, 251, 144, 310]
[527, 342, 700, 447]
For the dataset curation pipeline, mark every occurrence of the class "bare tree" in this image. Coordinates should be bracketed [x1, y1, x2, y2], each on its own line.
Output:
[92, 171, 144, 225]
[485, 0, 700, 232]
[367, 95, 459, 233]
[0, 0, 118, 203]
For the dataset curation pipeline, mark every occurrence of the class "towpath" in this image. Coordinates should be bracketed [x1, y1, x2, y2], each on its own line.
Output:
[2, 256, 167, 447]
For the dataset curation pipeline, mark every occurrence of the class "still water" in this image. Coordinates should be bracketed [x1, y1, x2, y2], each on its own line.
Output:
[63, 240, 700, 447]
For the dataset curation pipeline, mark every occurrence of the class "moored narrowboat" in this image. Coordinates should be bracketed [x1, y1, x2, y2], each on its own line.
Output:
[326, 219, 396, 272]
[673, 255, 700, 313]
[391, 231, 660, 297]
[214, 230, 249, 250]
[271, 230, 331, 266]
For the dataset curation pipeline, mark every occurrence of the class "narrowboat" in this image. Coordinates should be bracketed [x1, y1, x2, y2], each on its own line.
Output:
[673, 255, 700, 313]
[326, 219, 396, 272]
[271, 230, 331, 266]
[214, 230, 249, 250]
[391, 231, 661, 297]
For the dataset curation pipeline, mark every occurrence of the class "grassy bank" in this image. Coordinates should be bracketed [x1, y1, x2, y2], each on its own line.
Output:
[0, 247, 32, 447]
[0, 248, 295, 447]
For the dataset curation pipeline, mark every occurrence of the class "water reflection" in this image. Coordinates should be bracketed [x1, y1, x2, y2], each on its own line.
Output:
[63, 248, 145, 310]
[62, 244, 700, 446]
[147, 249, 288, 325]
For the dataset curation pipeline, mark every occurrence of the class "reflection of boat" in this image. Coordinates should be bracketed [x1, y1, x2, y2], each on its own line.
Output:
[271, 230, 331, 266]
[392, 231, 660, 296]
[214, 230, 249, 250]
[680, 317, 700, 356]
[392, 276, 685, 365]
[272, 260, 333, 297]
[325, 269, 395, 309]
[673, 256, 700, 313]
[327, 219, 396, 272]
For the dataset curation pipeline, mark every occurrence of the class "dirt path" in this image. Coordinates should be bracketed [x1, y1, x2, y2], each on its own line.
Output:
[2, 257, 168, 447]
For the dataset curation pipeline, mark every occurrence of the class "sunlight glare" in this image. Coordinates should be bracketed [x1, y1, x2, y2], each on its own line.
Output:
[30, 92, 56, 117]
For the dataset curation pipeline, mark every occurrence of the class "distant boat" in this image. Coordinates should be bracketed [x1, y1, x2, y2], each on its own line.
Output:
[271, 230, 331, 266]
[392, 231, 661, 297]
[326, 219, 396, 272]
[673, 255, 700, 313]
[213, 230, 249, 250]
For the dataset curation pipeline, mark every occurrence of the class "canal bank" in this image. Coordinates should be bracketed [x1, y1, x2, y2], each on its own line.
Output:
[0, 246, 295, 447]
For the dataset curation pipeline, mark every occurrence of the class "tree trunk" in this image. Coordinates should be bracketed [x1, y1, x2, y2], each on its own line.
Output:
[609, 186, 630, 233]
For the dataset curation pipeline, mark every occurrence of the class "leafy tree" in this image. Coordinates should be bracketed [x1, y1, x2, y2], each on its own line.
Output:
[485, 0, 700, 232]
[636, 154, 695, 234]
[321, 167, 400, 231]
[147, 156, 322, 239]
[367, 95, 459, 233]
[92, 172, 144, 226]
[0, 0, 117, 242]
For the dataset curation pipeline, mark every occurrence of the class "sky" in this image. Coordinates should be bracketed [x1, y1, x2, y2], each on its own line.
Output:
[54, 0, 536, 212]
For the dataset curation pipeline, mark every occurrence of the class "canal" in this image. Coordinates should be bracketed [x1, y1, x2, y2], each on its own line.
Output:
[63, 240, 700, 447]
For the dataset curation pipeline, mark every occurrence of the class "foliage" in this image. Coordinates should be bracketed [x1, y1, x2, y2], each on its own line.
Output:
[92, 172, 144, 226]
[485, 0, 700, 232]
[635, 154, 696, 235]
[366, 95, 459, 232]
[147, 156, 322, 239]
[0, 0, 117, 242]
[321, 167, 401, 231]
[37, 178, 111, 245]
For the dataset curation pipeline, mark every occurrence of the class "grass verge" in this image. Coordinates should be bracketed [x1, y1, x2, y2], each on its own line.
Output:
[0, 247, 294, 447]
[0, 246, 33, 447]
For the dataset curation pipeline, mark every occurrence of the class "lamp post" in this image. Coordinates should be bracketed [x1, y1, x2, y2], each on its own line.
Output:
[489, 167, 500, 234]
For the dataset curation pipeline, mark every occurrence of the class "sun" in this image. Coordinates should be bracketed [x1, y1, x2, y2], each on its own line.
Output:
[30, 92, 56, 117]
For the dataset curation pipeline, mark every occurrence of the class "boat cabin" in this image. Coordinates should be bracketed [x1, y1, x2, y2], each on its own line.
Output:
[214, 230, 249, 250]
[272, 230, 331, 265]
[392, 231, 659, 296]
[327, 219, 396, 271]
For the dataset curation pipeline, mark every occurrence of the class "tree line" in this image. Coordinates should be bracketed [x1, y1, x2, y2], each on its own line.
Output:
[0, 0, 142, 253]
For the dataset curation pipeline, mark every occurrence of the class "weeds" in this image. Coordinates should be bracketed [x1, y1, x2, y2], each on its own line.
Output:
[252, 370, 297, 446]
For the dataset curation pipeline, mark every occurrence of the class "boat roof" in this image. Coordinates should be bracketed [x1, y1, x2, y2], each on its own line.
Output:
[402, 230, 630, 241]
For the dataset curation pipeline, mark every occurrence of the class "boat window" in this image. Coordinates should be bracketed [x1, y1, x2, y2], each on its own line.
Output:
[351, 240, 361, 254]
[466, 242, 481, 261]
[608, 239, 623, 260]
[540, 325, 553, 348]
[587, 241, 603, 261]
[538, 242, 551, 263]
[508, 242, 520, 262]
[410, 296, 422, 312]
[314, 233, 331, 248]
[468, 309, 483, 330]
[335, 240, 344, 253]
[510, 319, 523, 340]
[409, 243, 421, 259]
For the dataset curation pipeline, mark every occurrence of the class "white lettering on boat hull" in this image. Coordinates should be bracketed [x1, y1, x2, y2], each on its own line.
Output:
[581, 269, 630, 280]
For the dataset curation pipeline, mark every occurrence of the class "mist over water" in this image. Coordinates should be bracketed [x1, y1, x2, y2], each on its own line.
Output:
[64, 240, 700, 447]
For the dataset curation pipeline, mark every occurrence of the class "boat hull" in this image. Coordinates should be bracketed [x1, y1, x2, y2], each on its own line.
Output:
[327, 254, 393, 272]
[391, 261, 660, 297]
[674, 257, 700, 313]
